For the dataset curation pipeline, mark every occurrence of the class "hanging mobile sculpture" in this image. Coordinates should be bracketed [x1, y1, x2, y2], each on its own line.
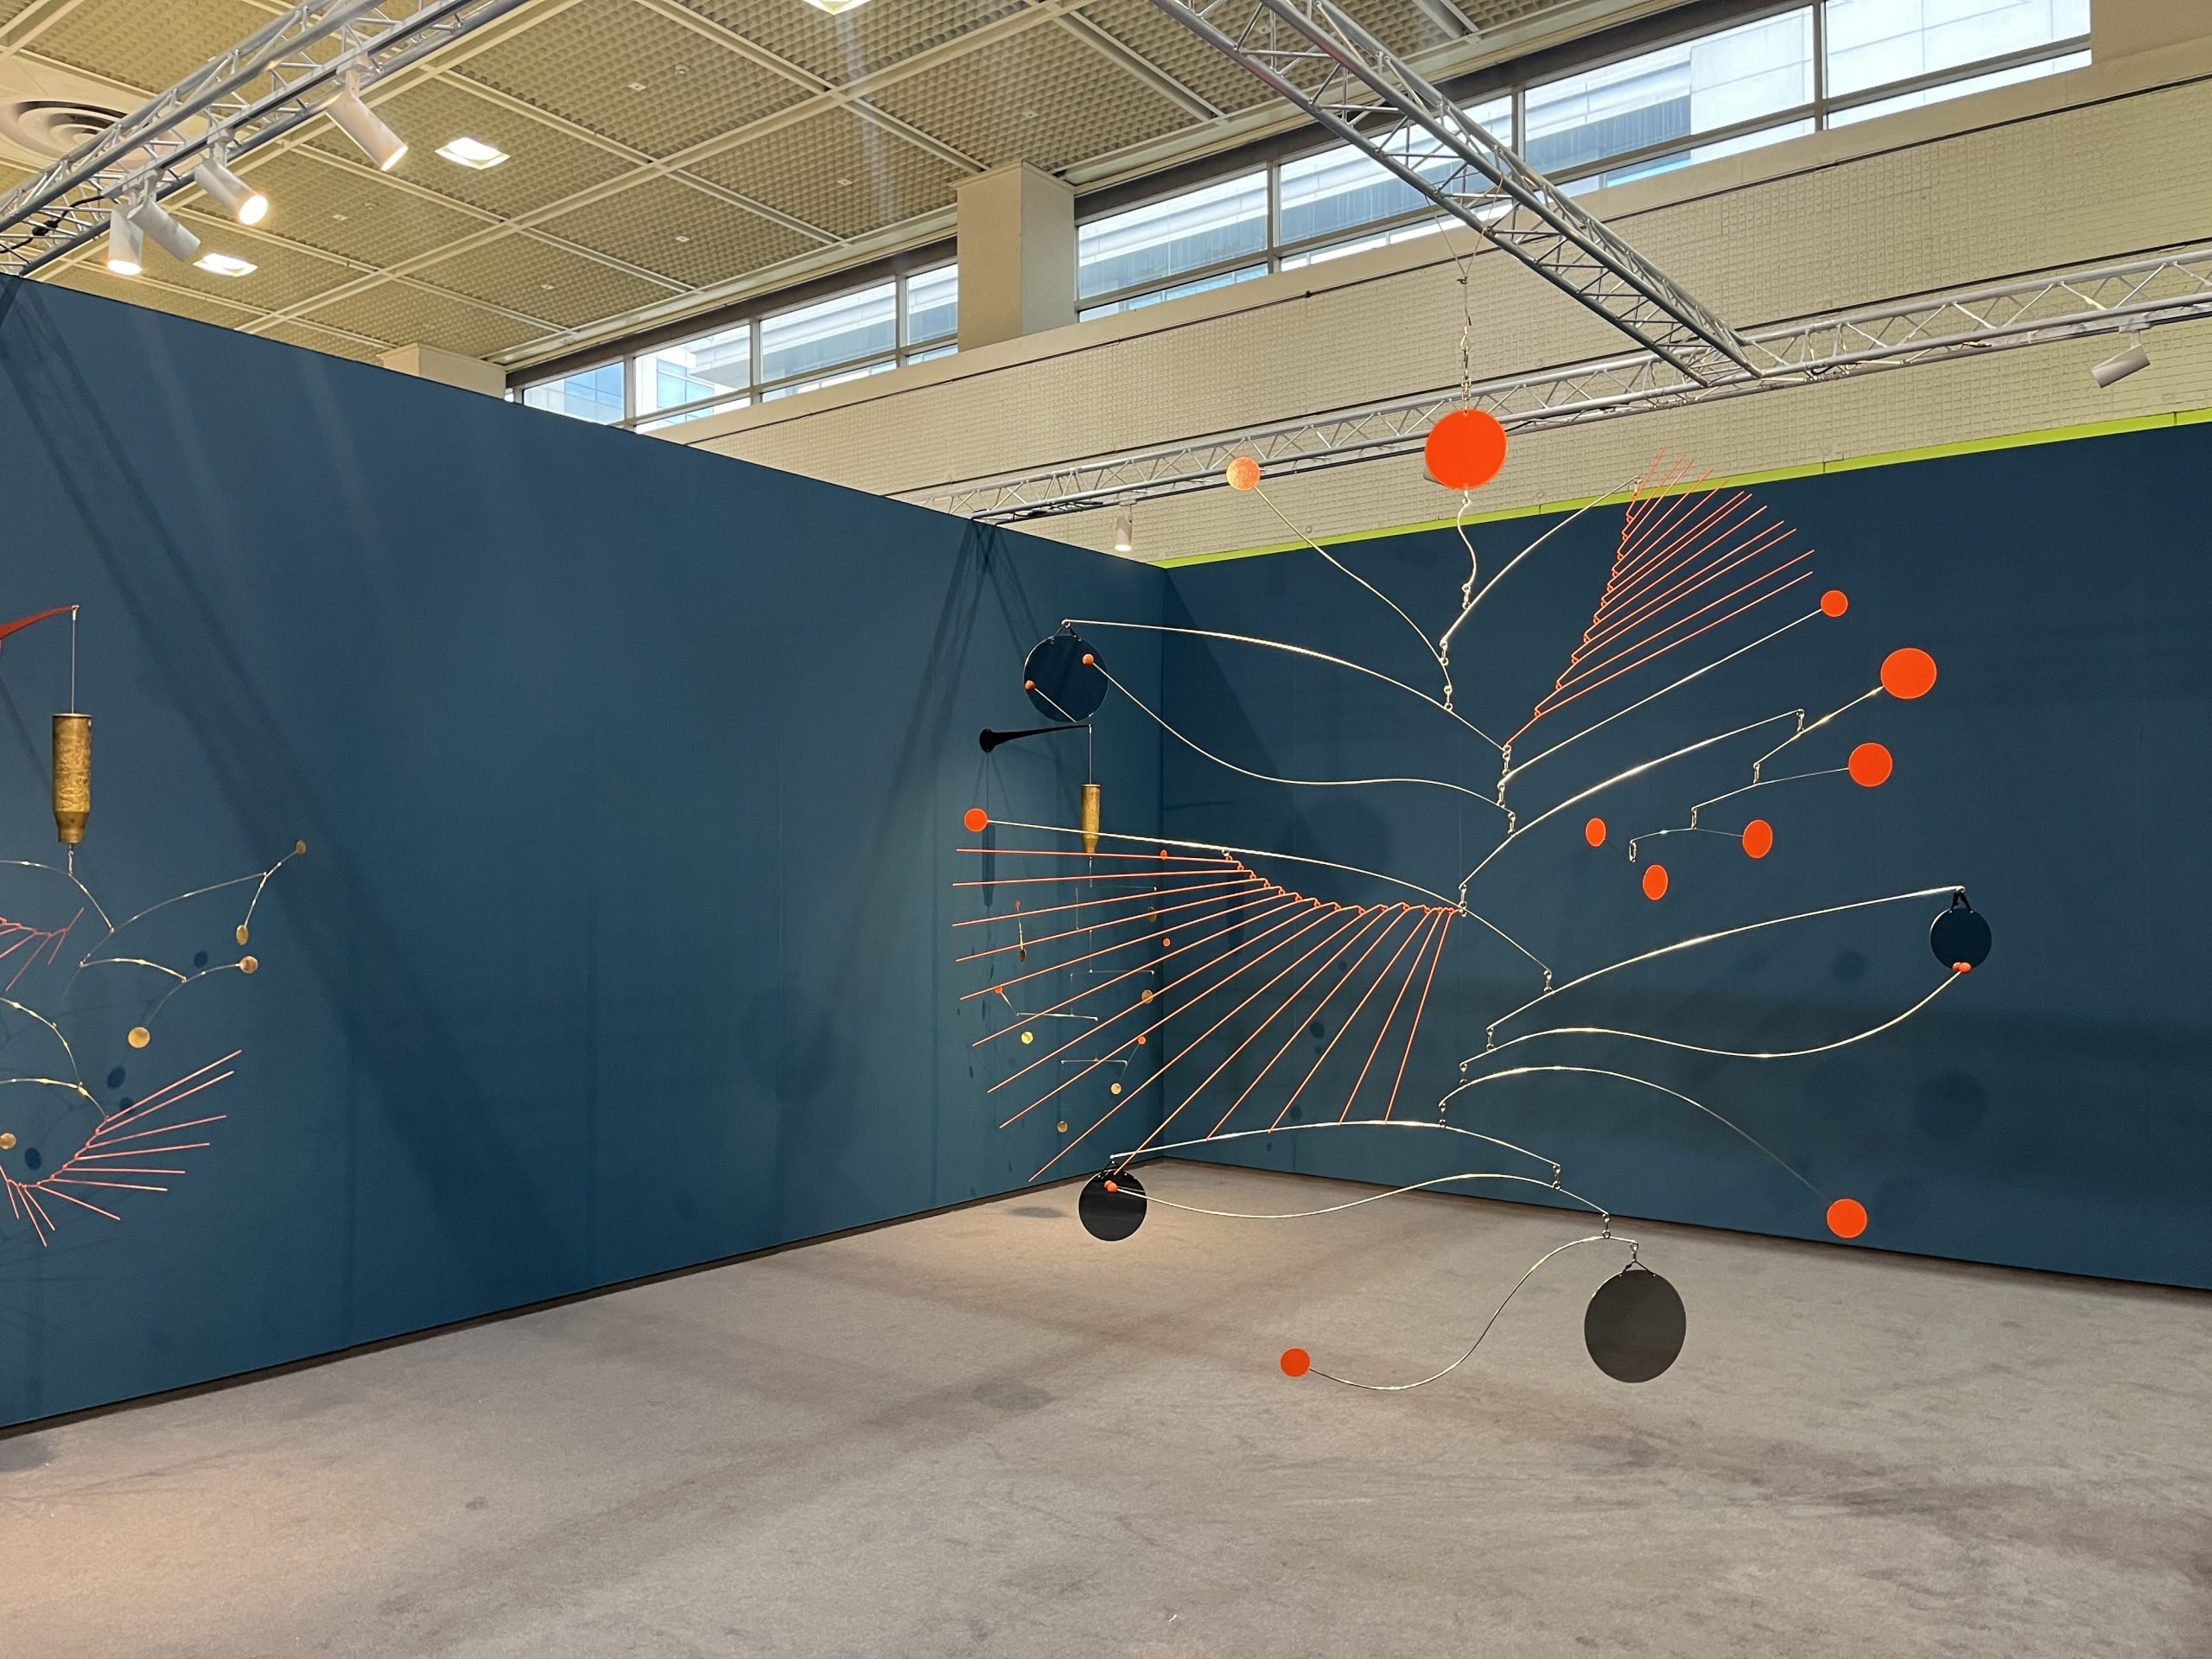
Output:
[0, 603, 301, 1248]
[957, 425, 1986, 1394]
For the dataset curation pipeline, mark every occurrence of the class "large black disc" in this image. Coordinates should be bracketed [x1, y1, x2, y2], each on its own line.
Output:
[1929, 894, 1993, 972]
[1023, 632, 1107, 723]
[1077, 1170, 1146, 1242]
[1584, 1266, 1686, 1383]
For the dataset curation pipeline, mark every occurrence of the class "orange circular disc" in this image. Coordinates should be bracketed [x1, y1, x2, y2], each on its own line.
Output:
[963, 807, 988, 833]
[1424, 409, 1508, 491]
[1741, 819, 1774, 859]
[1820, 589, 1849, 618]
[1225, 455, 1262, 492]
[1280, 1346, 1312, 1377]
[1642, 863, 1669, 901]
[1847, 741, 1893, 787]
[1584, 816, 1607, 848]
[1826, 1198, 1868, 1240]
[1880, 647, 1937, 700]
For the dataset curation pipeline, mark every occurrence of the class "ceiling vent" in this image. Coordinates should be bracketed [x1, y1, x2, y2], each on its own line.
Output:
[0, 97, 127, 162]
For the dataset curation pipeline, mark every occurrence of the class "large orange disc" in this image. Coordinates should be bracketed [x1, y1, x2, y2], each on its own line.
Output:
[1847, 742, 1893, 787]
[1826, 1198, 1868, 1239]
[1225, 455, 1262, 492]
[1880, 647, 1937, 700]
[963, 807, 988, 833]
[1741, 819, 1774, 859]
[1641, 863, 1669, 901]
[1584, 817, 1606, 847]
[1424, 409, 1508, 491]
[1280, 1346, 1312, 1377]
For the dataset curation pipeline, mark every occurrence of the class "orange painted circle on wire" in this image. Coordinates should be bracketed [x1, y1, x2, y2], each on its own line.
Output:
[1584, 817, 1606, 848]
[1424, 409, 1508, 491]
[1820, 589, 1849, 618]
[1642, 863, 1669, 901]
[1741, 819, 1775, 859]
[1847, 741, 1893, 787]
[1280, 1346, 1312, 1377]
[1225, 455, 1262, 492]
[963, 807, 988, 834]
[1880, 647, 1938, 700]
[1826, 1198, 1869, 1239]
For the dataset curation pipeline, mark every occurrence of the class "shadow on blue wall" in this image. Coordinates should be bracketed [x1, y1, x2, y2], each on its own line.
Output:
[0, 276, 1164, 1427]
[1159, 433, 2212, 1293]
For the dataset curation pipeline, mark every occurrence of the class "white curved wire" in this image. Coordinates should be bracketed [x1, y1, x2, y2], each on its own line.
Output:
[1130, 1169, 1610, 1220]
[1114, 1110, 1560, 1175]
[1486, 974, 1961, 1066]
[1254, 484, 1444, 678]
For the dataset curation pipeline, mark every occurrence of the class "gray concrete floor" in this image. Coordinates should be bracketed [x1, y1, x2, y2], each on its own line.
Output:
[2, 1163, 2208, 1658]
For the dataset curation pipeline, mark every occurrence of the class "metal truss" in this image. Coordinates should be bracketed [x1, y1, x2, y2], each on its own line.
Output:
[0, 0, 531, 277]
[1142, 0, 1758, 383]
[907, 244, 2212, 522]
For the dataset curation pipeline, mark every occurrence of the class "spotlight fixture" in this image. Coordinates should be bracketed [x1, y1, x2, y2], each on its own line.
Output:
[2091, 334, 2150, 389]
[327, 79, 407, 171]
[193, 149, 268, 225]
[435, 135, 509, 169]
[105, 206, 142, 276]
[194, 251, 257, 276]
[1111, 507, 1135, 555]
[126, 193, 200, 264]
[801, 0, 873, 12]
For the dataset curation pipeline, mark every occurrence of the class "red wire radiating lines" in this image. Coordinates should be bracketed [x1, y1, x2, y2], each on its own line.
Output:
[955, 847, 1234, 863]
[1383, 912, 1452, 1121]
[969, 887, 1296, 1027]
[0, 907, 79, 992]
[1510, 456, 1815, 746]
[951, 872, 1261, 931]
[1103, 906, 1410, 1172]
[1268, 909, 1427, 1129]
[1340, 909, 1446, 1122]
[992, 898, 1327, 1109]
[955, 879, 1267, 965]
[3, 1052, 237, 1245]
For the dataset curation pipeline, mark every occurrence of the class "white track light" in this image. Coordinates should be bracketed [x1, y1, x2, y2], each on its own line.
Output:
[105, 207, 142, 276]
[1111, 508, 1135, 555]
[2091, 334, 2150, 389]
[194, 151, 268, 225]
[127, 194, 200, 264]
[327, 82, 407, 171]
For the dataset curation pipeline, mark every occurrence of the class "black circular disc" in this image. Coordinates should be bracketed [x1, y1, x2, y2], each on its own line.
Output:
[1077, 1170, 1147, 1242]
[1930, 897, 1993, 971]
[1024, 632, 1107, 723]
[1584, 1266, 1686, 1383]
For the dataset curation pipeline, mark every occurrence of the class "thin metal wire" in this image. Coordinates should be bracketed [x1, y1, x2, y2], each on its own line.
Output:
[1485, 975, 1961, 1066]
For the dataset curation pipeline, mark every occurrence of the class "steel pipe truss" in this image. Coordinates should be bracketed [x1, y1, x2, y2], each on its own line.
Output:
[906, 244, 2212, 522]
[1141, 0, 1758, 383]
[0, 0, 531, 277]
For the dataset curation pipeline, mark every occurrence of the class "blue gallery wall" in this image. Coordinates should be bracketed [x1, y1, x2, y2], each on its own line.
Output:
[1160, 427, 2212, 1292]
[0, 276, 1164, 1427]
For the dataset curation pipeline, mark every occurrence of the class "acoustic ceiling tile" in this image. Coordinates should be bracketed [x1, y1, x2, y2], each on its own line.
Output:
[871, 23, 1195, 174]
[461, 0, 811, 158]
[685, 107, 966, 239]
[539, 173, 817, 287]
[298, 279, 545, 358]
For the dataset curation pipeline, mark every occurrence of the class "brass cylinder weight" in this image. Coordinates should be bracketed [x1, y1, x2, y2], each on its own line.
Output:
[1079, 782, 1101, 855]
[52, 713, 90, 845]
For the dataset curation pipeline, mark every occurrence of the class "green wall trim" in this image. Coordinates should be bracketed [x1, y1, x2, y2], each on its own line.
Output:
[1156, 403, 2212, 569]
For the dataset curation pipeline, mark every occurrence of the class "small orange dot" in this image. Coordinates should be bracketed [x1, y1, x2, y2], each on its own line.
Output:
[1081, 653, 1096, 666]
[1880, 647, 1937, 701]
[1847, 741, 1893, 787]
[1103, 1179, 1118, 1194]
[1741, 819, 1774, 859]
[963, 807, 988, 833]
[1821, 589, 1848, 617]
[1642, 863, 1669, 901]
[1225, 455, 1262, 491]
[1136, 1034, 1147, 1046]
[1584, 817, 1606, 848]
[1953, 960, 1972, 974]
[1280, 1346, 1312, 1377]
[1160, 938, 1172, 947]
[1158, 848, 1170, 860]
[1826, 1197, 1868, 1239]
[1023, 678, 1035, 691]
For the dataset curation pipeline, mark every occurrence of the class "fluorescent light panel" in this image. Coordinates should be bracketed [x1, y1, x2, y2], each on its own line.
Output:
[436, 136, 509, 169]
[194, 251, 257, 276]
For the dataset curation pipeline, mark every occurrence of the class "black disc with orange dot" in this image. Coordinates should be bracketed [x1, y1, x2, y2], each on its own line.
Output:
[1929, 892, 1992, 972]
[1077, 1169, 1147, 1241]
[1022, 632, 1107, 724]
